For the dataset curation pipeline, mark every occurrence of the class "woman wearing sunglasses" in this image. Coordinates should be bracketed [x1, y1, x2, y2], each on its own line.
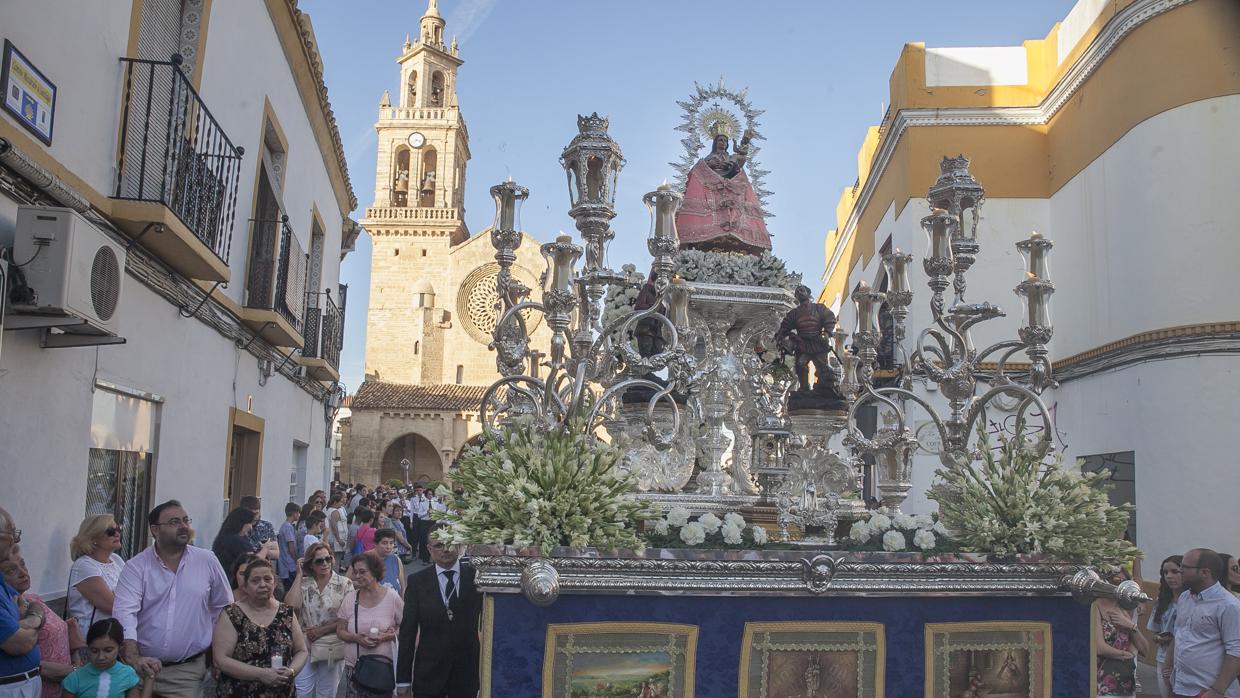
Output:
[66, 515, 127, 639]
[285, 542, 353, 697]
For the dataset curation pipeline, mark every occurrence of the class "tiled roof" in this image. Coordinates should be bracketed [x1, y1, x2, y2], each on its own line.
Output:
[351, 381, 486, 412]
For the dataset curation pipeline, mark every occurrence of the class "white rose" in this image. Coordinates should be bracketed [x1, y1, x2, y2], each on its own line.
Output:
[653, 520, 669, 536]
[751, 525, 768, 545]
[913, 529, 937, 551]
[932, 521, 951, 537]
[882, 529, 906, 552]
[679, 522, 706, 546]
[892, 513, 917, 531]
[869, 513, 892, 531]
[849, 520, 873, 543]
[723, 512, 746, 530]
[914, 513, 935, 529]
[666, 507, 691, 527]
[697, 512, 722, 535]
[721, 523, 743, 545]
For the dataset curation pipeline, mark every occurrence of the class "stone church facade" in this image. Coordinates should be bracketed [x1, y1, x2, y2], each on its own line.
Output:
[340, 0, 549, 486]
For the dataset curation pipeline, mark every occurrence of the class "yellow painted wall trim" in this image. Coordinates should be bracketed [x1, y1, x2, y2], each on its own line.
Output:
[0, 119, 115, 215]
[822, 0, 1239, 303]
[263, 0, 358, 213]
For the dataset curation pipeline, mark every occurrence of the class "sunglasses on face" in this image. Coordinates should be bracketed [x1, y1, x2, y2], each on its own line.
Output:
[311, 557, 332, 565]
[104, 527, 121, 536]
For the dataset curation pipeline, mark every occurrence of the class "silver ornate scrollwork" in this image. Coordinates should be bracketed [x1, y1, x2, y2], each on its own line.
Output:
[841, 156, 1060, 511]
[801, 554, 839, 594]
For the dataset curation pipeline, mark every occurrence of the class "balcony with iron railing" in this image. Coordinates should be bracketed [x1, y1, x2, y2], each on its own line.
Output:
[299, 284, 346, 382]
[241, 215, 307, 348]
[110, 55, 244, 282]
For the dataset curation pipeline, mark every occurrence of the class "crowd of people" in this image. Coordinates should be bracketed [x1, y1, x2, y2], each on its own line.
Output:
[2, 486, 1238, 698]
[0, 481, 480, 698]
[1095, 550, 1240, 698]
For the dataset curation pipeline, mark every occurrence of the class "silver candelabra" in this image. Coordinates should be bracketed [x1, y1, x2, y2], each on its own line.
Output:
[480, 114, 693, 446]
[841, 155, 1058, 511]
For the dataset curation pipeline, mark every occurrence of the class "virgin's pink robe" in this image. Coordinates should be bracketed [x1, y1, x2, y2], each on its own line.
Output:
[675, 160, 771, 254]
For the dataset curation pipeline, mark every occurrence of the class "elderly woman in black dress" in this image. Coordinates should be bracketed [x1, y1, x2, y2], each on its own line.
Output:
[213, 558, 308, 697]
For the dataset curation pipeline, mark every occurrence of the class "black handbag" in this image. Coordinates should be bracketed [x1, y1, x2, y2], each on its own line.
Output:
[351, 594, 396, 695]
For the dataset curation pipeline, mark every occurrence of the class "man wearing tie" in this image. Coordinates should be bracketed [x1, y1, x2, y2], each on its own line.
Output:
[395, 525, 480, 698]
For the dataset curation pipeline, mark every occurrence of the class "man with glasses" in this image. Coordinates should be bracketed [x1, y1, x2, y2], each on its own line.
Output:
[396, 527, 480, 698]
[0, 507, 41, 698]
[1167, 548, 1240, 698]
[112, 501, 233, 697]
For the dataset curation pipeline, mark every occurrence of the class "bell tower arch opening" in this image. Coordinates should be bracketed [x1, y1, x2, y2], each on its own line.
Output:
[381, 432, 443, 485]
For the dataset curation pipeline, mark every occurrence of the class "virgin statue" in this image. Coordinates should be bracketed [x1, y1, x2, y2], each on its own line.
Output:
[675, 120, 772, 254]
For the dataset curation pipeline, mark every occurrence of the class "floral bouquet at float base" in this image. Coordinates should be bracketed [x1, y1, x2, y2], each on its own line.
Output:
[643, 507, 774, 549]
[928, 422, 1139, 570]
[846, 509, 955, 553]
[430, 415, 655, 556]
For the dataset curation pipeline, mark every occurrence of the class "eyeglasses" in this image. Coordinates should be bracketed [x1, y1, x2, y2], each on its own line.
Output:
[155, 517, 192, 527]
[311, 557, 333, 565]
[104, 527, 121, 536]
[0, 529, 21, 542]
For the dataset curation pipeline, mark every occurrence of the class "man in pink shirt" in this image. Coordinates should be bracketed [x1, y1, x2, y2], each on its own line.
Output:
[112, 500, 233, 698]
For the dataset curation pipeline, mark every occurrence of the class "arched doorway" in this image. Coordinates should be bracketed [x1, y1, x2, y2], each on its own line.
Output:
[380, 432, 443, 485]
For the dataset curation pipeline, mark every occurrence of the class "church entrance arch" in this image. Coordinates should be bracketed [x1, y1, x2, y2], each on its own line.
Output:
[380, 432, 443, 485]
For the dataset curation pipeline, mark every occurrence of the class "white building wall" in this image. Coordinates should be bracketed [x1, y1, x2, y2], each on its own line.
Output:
[833, 95, 1240, 564]
[0, 1, 348, 596]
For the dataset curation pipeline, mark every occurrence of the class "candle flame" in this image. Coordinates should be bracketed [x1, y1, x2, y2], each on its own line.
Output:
[857, 279, 870, 290]
[893, 246, 903, 256]
[1026, 271, 1037, 280]
[1030, 230, 1043, 240]
[506, 175, 514, 183]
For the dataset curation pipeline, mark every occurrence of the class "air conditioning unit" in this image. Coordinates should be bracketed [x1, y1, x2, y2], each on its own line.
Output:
[13, 206, 125, 336]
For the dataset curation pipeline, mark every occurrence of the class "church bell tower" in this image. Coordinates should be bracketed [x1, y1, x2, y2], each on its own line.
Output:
[362, 0, 470, 384]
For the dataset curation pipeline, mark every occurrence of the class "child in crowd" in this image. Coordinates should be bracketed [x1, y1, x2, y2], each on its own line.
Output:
[61, 619, 149, 698]
[351, 508, 377, 555]
[301, 510, 326, 552]
[374, 528, 405, 595]
[277, 502, 301, 590]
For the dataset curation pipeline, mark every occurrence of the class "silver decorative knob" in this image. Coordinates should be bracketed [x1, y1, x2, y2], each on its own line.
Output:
[520, 559, 560, 607]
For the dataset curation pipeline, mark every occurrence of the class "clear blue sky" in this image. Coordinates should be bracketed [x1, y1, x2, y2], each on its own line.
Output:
[301, 0, 1078, 394]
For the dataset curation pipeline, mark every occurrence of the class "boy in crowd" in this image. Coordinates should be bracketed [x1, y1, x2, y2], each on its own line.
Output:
[276, 502, 301, 590]
[374, 528, 406, 595]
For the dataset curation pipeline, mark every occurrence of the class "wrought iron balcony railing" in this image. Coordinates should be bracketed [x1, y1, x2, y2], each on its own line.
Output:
[114, 55, 243, 264]
[302, 290, 344, 370]
[246, 216, 307, 332]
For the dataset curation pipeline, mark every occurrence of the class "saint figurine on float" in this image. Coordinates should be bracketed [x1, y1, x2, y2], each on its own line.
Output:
[675, 120, 772, 254]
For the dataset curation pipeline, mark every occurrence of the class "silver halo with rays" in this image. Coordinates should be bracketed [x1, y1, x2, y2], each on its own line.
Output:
[671, 78, 773, 219]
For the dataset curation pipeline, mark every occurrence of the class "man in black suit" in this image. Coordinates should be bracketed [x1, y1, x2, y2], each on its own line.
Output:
[396, 527, 481, 698]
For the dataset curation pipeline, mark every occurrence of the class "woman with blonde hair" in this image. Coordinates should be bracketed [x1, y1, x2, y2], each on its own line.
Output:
[66, 514, 126, 638]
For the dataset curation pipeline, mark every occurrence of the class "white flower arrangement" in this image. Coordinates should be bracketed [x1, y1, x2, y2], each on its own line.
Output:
[845, 507, 954, 553]
[929, 423, 1139, 569]
[679, 522, 707, 546]
[431, 416, 653, 556]
[882, 529, 906, 552]
[646, 510, 774, 549]
[697, 512, 722, 535]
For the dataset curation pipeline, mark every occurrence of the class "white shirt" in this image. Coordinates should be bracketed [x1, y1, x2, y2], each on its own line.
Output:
[409, 495, 430, 518]
[435, 561, 461, 608]
[429, 497, 447, 513]
[67, 553, 126, 638]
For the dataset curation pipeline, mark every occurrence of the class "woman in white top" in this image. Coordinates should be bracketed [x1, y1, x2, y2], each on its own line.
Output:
[66, 514, 126, 638]
[324, 493, 349, 566]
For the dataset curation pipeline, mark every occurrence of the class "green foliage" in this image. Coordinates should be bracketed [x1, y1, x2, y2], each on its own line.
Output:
[673, 250, 801, 290]
[928, 423, 1139, 570]
[431, 417, 654, 556]
[385, 478, 405, 488]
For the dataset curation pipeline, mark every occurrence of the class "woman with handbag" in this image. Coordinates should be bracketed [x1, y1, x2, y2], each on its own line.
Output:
[213, 558, 309, 697]
[66, 515, 126, 640]
[335, 551, 403, 698]
[285, 543, 352, 698]
[1095, 569, 1150, 698]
